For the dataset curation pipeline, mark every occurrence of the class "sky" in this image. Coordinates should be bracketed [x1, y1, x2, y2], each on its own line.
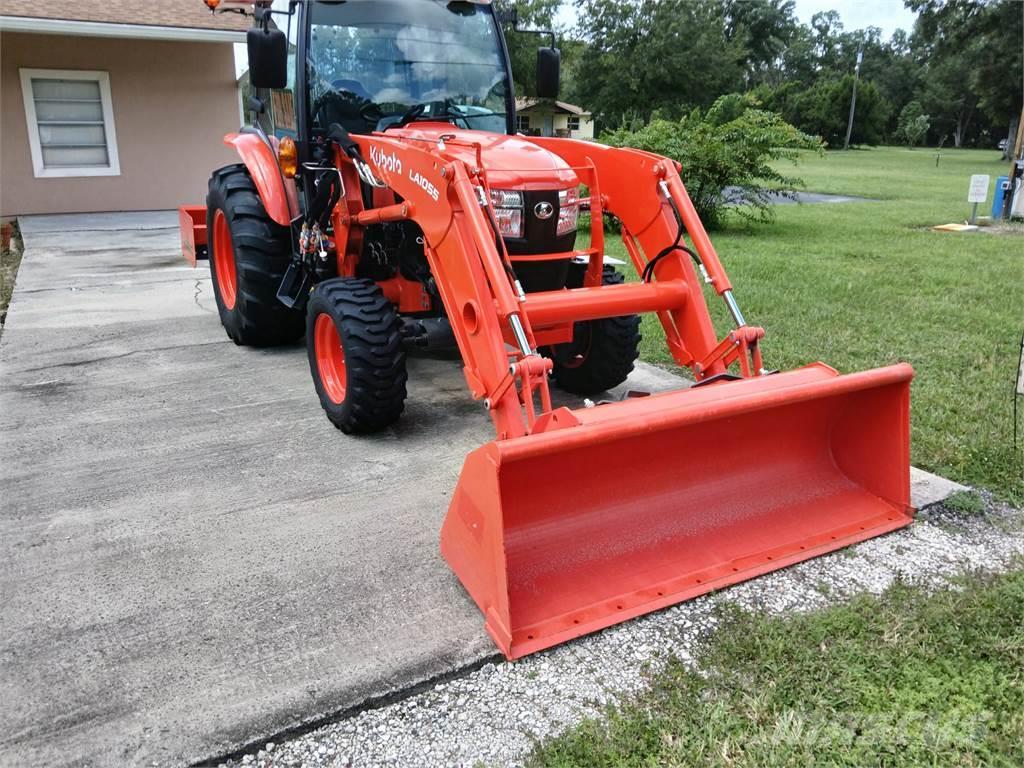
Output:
[791, 0, 917, 37]
[555, 0, 918, 40]
[236, 1, 920, 78]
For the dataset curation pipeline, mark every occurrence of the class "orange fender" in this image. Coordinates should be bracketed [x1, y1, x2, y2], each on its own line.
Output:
[223, 133, 298, 226]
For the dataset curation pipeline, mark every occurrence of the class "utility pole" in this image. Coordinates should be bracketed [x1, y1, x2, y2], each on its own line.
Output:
[843, 47, 863, 151]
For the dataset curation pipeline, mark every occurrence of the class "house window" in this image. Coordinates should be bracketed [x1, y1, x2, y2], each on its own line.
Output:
[19, 69, 120, 178]
[516, 114, 530, 132]
[567, 116, 581, 132]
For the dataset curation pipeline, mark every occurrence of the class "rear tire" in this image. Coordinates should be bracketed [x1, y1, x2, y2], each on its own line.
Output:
[545, 266, 642, 395]
[206, 164, 304, 346]
[306, 278, 408, 434]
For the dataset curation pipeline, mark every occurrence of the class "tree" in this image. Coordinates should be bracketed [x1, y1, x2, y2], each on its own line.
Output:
[917, 55, 978, 147]
[779, 76, 891, 146]
[752, 12, 919, 141]
[908, 0, 1024, 149]
[866, 29, 921, 135]
[572, 0, 745, 128]
[897, 101, 931, 146]
[810, 10, 845, 70]
[724, 0, 799, 87]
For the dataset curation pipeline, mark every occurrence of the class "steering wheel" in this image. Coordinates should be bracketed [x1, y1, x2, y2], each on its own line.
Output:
[359, 102, 385, 126]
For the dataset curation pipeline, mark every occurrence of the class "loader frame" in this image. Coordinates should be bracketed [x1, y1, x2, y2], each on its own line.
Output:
[334, 131, 767, 441]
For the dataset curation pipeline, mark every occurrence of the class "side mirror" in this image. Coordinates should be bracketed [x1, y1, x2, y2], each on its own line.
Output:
[248, 24, 288, 90]
[247, 96, 266, 115]
[536, 47, 560, 99]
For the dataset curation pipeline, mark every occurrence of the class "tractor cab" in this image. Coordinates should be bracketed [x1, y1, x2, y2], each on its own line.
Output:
[303, 0, 515, 137]
[243, 0, 579, 294]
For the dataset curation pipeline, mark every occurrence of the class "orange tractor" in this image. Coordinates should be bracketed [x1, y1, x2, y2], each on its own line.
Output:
[181, 0, 914, 659]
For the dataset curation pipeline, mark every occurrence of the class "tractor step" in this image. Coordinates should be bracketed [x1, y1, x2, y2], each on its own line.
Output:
[178, 206, 207, 266]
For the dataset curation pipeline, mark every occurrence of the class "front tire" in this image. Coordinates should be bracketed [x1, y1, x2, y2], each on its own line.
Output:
[545, 266, 642, 395]
[206, 164, 304, 346]
[306, 278, 408, 434]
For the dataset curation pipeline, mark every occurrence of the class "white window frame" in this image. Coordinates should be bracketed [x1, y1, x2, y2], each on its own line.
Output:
[19, 68, 121, 178]
[567, 115, 581, 132]
[516, 114, 531, 132]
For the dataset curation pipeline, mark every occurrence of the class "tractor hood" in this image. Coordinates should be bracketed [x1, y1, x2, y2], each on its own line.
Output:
[383, 124, 579, 191]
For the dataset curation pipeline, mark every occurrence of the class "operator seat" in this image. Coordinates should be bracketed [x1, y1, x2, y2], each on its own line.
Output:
[314, 80, 374, 134]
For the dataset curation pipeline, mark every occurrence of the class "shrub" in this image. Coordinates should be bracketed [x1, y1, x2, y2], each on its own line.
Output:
[601, 94, 823, 228]
[897, 101, 931, 148]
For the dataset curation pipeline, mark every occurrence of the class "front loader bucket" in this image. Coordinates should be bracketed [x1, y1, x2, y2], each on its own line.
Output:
[441, 362, 914, 658]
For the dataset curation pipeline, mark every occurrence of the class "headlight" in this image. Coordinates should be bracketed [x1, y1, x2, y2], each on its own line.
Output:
[557, 186, 581, 236]
[490, 189, 523, 208]
[490, 188, 524, 238]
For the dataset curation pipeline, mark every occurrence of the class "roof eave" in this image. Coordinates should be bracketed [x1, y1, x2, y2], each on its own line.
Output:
[0, 15, 245, 43]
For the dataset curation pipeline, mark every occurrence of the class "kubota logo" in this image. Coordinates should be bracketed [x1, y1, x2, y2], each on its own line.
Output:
[369, 146, 401, 174]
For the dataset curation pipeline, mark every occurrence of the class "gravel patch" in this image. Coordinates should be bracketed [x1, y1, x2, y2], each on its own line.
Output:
[221, 491, 1022, 768]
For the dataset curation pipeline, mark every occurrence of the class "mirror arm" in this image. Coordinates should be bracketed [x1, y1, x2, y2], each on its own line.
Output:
[514, 25, 556, 49]
[253, 3, 296, 28]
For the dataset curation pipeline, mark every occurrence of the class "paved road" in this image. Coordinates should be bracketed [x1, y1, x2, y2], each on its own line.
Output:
[0, 213, 685, 767]
[722, 187, 874, 205]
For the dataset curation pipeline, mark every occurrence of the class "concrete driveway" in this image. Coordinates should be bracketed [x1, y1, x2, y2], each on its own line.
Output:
[0, 212, 684, 767]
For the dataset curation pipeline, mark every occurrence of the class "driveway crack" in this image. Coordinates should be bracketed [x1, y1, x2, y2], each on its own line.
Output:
[12, 339, 230, 374]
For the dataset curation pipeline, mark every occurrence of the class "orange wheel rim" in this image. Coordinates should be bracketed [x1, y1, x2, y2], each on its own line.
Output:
[212, 209, 238, 310]
[314, 313, 347, 404]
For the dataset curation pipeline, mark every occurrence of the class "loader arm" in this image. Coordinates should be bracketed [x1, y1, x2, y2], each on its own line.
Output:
[340, 134, 551, 440]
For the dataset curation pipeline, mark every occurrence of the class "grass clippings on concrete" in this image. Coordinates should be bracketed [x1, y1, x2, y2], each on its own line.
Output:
[1, 221, 24, 333]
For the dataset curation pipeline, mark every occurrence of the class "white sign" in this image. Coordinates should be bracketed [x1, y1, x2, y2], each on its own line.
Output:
[968, 174, 989, 203]
[1017, 333, 1024, 397]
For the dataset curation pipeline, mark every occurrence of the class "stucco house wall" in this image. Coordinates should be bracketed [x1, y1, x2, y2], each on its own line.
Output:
[515, 102, 595, 140]
[553, 113, 595, 139]
[1, 32, 241, 216]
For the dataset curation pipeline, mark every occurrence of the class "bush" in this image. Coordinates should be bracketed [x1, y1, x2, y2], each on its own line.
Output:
[897, 101, 931, 148]
[601, 94, 823, 228]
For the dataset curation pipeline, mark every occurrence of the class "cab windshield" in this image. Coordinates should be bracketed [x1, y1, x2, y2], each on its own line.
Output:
[307, 0, 510, 135]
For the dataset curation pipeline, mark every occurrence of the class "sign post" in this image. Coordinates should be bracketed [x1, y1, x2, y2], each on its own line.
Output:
[967, 174, 989, 224]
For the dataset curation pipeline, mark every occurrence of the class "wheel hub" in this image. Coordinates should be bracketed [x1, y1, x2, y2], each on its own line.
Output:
[212, 209, 238, 310]
[314, 313, 347, 404]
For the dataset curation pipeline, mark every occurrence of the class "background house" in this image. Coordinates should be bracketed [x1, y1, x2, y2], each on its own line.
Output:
[0, 0, 247, 217]
[515, 98, 595, 139]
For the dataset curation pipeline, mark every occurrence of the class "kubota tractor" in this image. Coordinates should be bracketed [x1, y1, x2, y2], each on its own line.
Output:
[181, 0, 915, 659]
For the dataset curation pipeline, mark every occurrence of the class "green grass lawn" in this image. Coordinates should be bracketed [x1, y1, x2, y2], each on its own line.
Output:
[528, 569, 1024, 768]
[528, 148, 1024, 768]
[598, 146, 1023, 501]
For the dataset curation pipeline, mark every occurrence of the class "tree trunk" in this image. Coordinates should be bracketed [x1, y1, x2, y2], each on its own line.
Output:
[954, 100, 975, 149]
[1003, 117, 1019, 161]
